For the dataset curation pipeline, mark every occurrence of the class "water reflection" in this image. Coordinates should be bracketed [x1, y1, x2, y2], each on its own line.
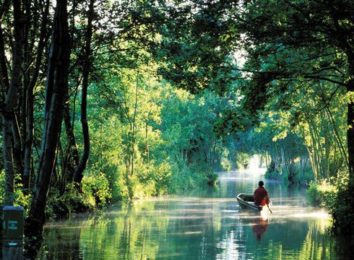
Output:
[252, 218, 268, 240]
[1, 245, 24, 260]
[36, 172, 340, 259]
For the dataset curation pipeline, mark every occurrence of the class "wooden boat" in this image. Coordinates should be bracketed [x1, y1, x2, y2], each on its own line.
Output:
[236, 193, 262, 212]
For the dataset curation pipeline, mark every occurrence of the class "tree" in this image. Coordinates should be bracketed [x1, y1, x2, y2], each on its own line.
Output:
[150, 0, 239, 94]
[25, 0, 70, 242]
[237, 0, 354, 237]
[0, 0, 25, 205]
[238, 0, 353, 176]
[73, 0, 95, 184]
[0, 0, 51, 202]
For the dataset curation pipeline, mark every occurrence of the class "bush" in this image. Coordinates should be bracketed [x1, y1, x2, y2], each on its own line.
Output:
[307, 179, 337, 208]
[45, 173, 112, 219]
[295, 169, 314, 187]
[329, 170, 354, 238]
[0, 170, 4, 203]
[235, 152, 250, 169]
[265, 161, 314, 186]
[332, 183, 354, 238]
[265, 161, 281, 180]
[167, 159, 209, 193]
[0, 171, 31, 214]
[82, 173, 112, 208]
[46, 184, 88, 219]
[306, 171, 354, 239]
[206, 172, 218, 186]
[14, 179, 31, 213]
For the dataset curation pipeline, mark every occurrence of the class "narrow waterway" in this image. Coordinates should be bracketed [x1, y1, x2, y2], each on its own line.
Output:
[38, 171, 337, 259]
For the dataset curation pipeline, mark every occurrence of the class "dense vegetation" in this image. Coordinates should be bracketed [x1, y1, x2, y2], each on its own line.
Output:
[0, 0, 353, 254]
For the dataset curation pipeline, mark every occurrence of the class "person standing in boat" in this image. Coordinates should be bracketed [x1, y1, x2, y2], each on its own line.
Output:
[254, 181, 270, 207]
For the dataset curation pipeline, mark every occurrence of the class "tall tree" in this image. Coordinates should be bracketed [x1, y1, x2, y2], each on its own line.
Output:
[238, 0, 353, 172]
[25, 0, 70, 239]
[0, 0, 25, 205]
[153, 0, 239, 94]
[73, 0, 95, 184]
[236, 0, 354, 236]
[1, 0, 52, 197]
[22, 0, 50, 190]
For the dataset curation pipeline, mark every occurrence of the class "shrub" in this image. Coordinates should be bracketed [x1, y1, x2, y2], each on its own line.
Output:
[330, 170, 354, 238]
[235, 152, 250, 169]
[265, 161, 281, 180]
[45, 173, 112, 219]
[0, 170, 5, 203]
[82, 173, 112, 208]
[331, 183, 354, 238]
[0, 171, 31, 215]
[46, 184, 88, 219]
[307, 179, 337, 208]
[167, 159, 208, 193]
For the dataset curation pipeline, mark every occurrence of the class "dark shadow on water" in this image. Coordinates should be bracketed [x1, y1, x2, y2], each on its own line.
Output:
[334, 235, 354, 260]
[22, 221, 85, 259]
[1, 245, 24, 260]
[23, 235, 43, 260]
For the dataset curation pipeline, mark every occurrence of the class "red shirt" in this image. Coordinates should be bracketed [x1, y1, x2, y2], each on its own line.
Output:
[254, 187, 269, 206]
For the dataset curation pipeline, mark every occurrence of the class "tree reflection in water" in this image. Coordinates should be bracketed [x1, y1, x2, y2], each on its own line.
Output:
[34, 175, 349, 259]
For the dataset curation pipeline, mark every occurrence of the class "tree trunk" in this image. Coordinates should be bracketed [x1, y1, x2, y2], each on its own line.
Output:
[73, 0, 94, 183]
[0, 24, 9, 98]
[0, 0, 10, 97]
[11, 113, 23, 175]
[1, 0, 25, 205]
[62, 101, 80, 183]
[347, 58, 354, 182]
[25, 0, 70, 241]
[2, 115, 15, 205]
[23, 0, 50, 190]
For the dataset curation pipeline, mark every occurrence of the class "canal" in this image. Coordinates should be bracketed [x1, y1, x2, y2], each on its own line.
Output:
[38, 171, 337, 259]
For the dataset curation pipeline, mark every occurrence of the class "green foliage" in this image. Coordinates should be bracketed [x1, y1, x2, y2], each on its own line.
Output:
[325, 170, 354, 238]
[0, 170, 4, 203]
[235, 152, 250, 170]
[167, 159, 211, 193]
[332, 183, 354, 238]
[83, 52, 236, 202]
[307, 180, 337, 208]
[154, 1, 239, 94]
[1, 0, 349, 233]
[265, 161, 281, 180]
[45, 173, 112, 219]
[306, 170, 354, 237]
[13, 176, 31, 212]
[0, 171, 31, 213]
[46, 185, 87, 219]
[82, 174, 112, 208]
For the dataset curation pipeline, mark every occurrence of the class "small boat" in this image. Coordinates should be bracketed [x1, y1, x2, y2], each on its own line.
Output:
[236, 193, 262, 212]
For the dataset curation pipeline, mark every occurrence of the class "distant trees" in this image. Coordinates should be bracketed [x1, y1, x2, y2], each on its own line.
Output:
[236, 0, 353, 236]
[146, 0, 354, 236]
[0, 0, 353, 247]
[73, 0, 94, 184]
[238, 0, 353, 177]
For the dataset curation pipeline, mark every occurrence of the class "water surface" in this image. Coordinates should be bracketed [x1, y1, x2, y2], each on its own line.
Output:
[39, 172, 337, 259]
